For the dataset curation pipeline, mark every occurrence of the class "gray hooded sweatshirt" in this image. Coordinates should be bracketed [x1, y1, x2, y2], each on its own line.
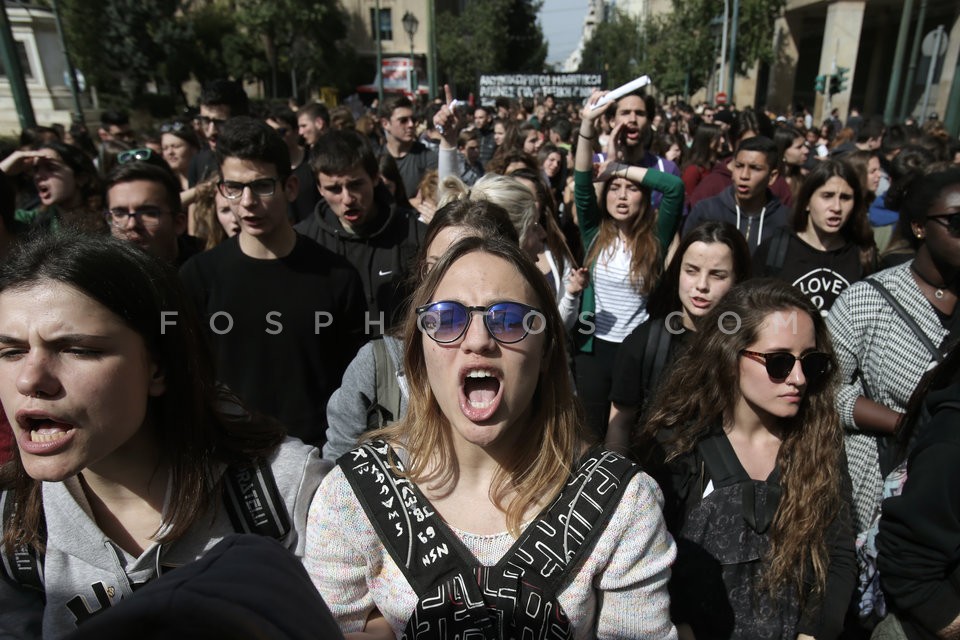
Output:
[0, 438, 327, 639]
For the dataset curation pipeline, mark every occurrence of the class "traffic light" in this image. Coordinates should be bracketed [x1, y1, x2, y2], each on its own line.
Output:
[836, 66, 850, 93]
[829, 73, 840, 96]
[815, 74, 827, 94]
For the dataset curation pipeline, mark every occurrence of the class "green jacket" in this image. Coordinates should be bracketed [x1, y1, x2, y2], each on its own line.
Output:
[14, 206, 60, 233]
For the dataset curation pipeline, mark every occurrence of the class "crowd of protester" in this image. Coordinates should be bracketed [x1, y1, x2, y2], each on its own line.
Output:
[0, 76, 958, 639]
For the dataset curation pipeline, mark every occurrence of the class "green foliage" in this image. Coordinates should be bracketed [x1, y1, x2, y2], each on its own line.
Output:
[58, 0, 189, 99]
[579, 0, 785, 98]
[229, 0, 356, 98]
[437, 0, 547, 94]
[52, 0, 359, 108]
[577, 9, 643, 88]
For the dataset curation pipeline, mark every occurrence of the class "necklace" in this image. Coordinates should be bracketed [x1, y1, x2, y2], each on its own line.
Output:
[911, 263, 947, 299]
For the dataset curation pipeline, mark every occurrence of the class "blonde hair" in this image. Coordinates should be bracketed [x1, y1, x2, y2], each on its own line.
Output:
[439, 173, 538, 241]
[369, 235, 587, 536]
[191, 176, 227, 251]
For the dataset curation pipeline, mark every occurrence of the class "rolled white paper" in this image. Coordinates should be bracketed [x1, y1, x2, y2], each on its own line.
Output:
[592, 75, 652, 109]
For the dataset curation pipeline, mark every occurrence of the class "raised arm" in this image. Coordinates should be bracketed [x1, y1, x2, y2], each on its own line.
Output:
[575, 90, 609, 173]
[433, 84, 464, 181]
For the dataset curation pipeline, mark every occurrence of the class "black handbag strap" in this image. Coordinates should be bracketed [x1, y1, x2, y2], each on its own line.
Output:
[866, 278, 943, 362]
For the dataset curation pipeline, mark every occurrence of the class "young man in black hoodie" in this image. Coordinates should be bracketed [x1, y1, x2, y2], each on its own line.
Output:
[683, 135, 790, 255]
[297, 129, 424, 334]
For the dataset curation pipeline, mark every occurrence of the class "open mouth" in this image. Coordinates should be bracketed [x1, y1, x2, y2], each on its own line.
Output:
[459, 368, 503, 422]
[22, 416, 74, 443]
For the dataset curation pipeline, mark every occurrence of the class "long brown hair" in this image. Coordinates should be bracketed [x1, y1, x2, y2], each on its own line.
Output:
[637, 279, 845, 596]
[791, 158, 877, 276]
[369, 235, 587, 536]
[585, 177, 660, 294]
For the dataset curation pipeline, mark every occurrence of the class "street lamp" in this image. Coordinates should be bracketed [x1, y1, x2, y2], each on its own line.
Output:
[402, 11, 419, 96]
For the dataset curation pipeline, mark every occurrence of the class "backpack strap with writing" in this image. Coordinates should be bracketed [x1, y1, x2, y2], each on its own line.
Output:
[338, 441, 495, 636]
[764, 227, 792, 278]
[642, 320, 674, 397]
[495, 446, 639, 598]
[0, 490, 45, 593]
[339, 441, 638, 638]
[221, 459, 291, 540]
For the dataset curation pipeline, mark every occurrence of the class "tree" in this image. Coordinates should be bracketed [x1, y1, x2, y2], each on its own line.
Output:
[577, 9, 643, 89]
[52, 0, 360, 109]
[579, 0, 785, 99]
[57, 0, 191, 101]
[437, 0, 547, 94]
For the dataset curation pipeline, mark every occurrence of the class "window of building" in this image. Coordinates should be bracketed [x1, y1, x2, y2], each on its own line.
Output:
[369, 7, 393, 41]
[0, 41, 33, 80]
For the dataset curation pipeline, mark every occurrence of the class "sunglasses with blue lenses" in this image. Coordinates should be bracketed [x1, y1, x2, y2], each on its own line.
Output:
[415, 301, 544, 344]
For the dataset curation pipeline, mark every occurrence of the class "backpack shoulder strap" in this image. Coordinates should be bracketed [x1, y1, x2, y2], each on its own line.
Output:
[696, 434, 750, 489]
[338, 441, 477, 597]
[764, 227, 791, 277]
[0, 490, 45, 593]
[222, 459, 291, 540]
[865, 278, 943, 362]
[501, 447, 639, 596]
[642, 320, 673, 396]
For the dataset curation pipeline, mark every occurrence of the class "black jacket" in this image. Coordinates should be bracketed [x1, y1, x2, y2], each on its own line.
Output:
[879, 380, 960, 639]
[295, 183, 425, 332]
[67, 535, 345, 640]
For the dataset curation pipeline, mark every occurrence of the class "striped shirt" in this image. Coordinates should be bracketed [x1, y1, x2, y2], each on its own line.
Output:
[592, 240, 647, 341]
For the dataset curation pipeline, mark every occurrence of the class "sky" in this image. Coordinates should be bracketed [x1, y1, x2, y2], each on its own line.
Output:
[538, 0, 590, 68]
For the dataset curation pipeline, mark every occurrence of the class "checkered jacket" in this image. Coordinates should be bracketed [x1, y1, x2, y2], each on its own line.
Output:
[826, 261, 948, 534]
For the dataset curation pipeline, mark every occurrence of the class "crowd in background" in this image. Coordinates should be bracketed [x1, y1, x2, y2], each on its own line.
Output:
[0, 78, 958, 640]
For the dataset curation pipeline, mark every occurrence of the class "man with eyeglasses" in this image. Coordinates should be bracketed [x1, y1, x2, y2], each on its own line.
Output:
[378, 95, 437, 197]
[298, 129, 424, 335]
[180, 117, 366, 448]
[104, 162, 202, 267]
[188, 79, 250, 188]
[266, 106, 318, 223]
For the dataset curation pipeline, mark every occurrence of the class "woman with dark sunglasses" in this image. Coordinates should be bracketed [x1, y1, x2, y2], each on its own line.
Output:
[307, 235, 676, 638]
[636, 278, 856, 639]
[826, 167, 960, 630]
